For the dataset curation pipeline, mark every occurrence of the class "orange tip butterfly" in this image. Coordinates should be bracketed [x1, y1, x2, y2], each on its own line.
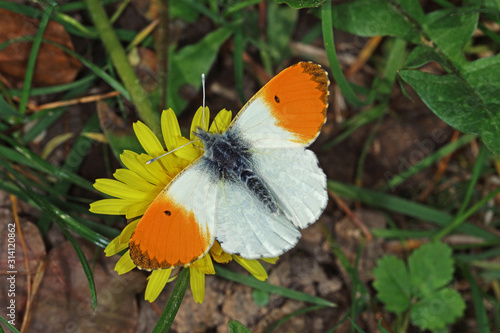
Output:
[129, 62, 329, 270]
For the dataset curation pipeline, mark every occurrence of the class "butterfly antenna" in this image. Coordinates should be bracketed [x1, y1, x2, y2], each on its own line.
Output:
[146, 139, 201, 164]
[202, 73, 207, 131]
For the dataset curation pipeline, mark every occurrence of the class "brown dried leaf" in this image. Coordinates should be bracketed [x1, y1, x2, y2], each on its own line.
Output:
[0, 8, 81, 87]
[0, 209, 46, 332]
[28, 241, 146, 333]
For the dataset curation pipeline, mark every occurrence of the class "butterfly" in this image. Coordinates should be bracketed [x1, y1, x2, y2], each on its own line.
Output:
[129, 62, 329, 270]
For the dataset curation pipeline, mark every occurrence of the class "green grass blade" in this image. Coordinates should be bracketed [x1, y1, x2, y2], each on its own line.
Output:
[264, 305, 326, 333]
[460, 265, 491, 333]
[3, 169, 100, 309]
[18, 1, 57, 114]
[0, 143, 95, 192]
[0, 316, 20, 333]
[57, 221, 98, 309]
[0, 158, 109, 248]
[321, 104, 386, 150]
[455, 247, 500, 263]
[371, 228, 436, 239]
[22, 75, 95, 143]
[349, 317, 365, 333]
[321, 0, 365, 107]
[383, 134, 476, 190]
[432, 186, 500, 241]
[153, 268, 190, 333]
[8, 74, 97, 97]
[181, 0, 225, 24]
[457, 144, 490, 216]
[0, 1, 136, 40]
[43, 39, 131, 100]
[224, 0, 262, 17]
[37, 113, 100, 233]
[328, 180, 498, 241]
[215, 265, 336, 307]
[9, 180, 109, 248]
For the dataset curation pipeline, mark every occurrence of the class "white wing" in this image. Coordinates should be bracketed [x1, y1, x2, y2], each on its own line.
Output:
[251, 147, 327, 229]
[130, 159, 218, 269]
[215, 179, 301, 259]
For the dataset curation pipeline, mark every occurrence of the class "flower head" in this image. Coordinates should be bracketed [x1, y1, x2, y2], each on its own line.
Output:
[90, 107, 277, 303]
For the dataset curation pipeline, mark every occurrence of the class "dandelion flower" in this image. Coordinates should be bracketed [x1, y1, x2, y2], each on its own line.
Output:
[90, 107, 277, 303]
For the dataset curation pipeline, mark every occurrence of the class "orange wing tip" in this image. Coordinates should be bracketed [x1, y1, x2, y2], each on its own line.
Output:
[298, 61, 330, 106]
[129, 239, 201, 270]
[262, 62, 330, 144]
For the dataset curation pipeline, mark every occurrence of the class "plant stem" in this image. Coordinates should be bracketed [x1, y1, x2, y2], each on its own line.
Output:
[83, 0, 161, 136]
[157, 0, 170, 111]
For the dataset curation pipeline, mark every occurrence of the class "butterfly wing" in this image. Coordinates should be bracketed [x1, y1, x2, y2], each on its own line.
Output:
[215, 179, 301, 259]
[129, 159, 217, 270]
[215, 62, 329, 258]
[229, 62, 329, 148]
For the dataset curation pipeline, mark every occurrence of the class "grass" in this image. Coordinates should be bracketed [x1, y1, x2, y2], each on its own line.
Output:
[0, 0, 499, 332]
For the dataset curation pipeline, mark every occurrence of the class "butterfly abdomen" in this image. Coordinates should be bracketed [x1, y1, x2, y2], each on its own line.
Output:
[196, 129, 279, 214]
[240, 169, 278, 214]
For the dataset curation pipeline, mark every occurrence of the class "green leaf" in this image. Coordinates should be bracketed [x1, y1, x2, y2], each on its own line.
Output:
[153, 268, 190, 333]
[228, 320, 253, 333]
[330, 0, 420, 43]
[409, 242, 454, 298]
[275, 0, 326, 9]
[400, 54, 500, 154]
[404, 45, 449, 70]
[167, 24, 236, 113]
[484, 0, 500, 12]
[373, 255, 411, 314]
[422, 8, 478, 67]
[410, 287, 466, 331]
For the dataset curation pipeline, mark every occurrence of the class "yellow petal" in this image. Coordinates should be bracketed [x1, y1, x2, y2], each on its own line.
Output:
[145, 269, 172, 302]
[190, 106, 210, 142]
[193, 254, 215, 275]
[233, 256, 268, 281]
[113, 168, 157, 192]
[89, 198, 134, 215]
[136, 153, 173, 185]
[133, 121, 165, 157]
[209, 109, 232, 133]
[210, 242, 232, 264]
[94, 178, 156, 200]
[189, 266, 206, 304]
[161, 108, 181, 151]
[125, 200, 152, 219]
[104, 219, 140, 256]
[114, 251, 136, 274]
[173, 136, 202, 161]
[120, 150, 162, 185]
[260, 257, 279, 264]
[118, 218, 141, 243]
[104, 236, 128, 256]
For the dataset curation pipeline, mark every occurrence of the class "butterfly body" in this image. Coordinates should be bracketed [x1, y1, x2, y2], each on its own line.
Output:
[195, 128, 279, 215]
[130, 62, 330, 270]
